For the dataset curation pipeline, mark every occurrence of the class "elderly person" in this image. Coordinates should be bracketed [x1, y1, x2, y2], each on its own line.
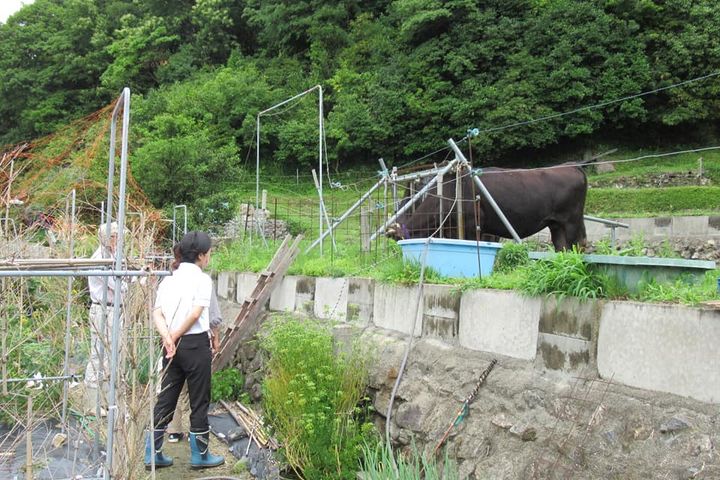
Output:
[84, 221, 127, 414]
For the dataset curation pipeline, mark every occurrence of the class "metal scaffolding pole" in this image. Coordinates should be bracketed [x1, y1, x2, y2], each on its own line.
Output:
[172, 204, 187, 243]
[60, 189, 76, 434]
[447, 138, 522, 243]
[105, 87, 129, 479]
[305, 174, 386, 253]
[369, 158, 459, 241]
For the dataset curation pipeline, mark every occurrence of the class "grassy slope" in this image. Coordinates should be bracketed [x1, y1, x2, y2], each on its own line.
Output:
[585, 148, 720, 217]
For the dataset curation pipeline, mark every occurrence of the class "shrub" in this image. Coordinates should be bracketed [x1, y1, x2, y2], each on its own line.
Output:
[260, 316, 375, 480]
[211, 368, 248, 403]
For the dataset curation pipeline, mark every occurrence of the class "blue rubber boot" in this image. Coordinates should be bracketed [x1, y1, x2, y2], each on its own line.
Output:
[144, 430, 174, 469]
[189, 431, 224, 469]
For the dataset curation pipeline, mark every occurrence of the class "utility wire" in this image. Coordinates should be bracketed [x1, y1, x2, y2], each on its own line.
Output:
[474, 71, 720, 135]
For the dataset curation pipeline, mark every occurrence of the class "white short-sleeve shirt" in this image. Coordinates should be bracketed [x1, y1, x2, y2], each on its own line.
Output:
[154, 262, 212, 335]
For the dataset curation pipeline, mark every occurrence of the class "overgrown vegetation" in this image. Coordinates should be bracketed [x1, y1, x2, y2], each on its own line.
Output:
[586, 186, 720, 217]
[0, 278, 86, 425]
[260, 316, 375, 480]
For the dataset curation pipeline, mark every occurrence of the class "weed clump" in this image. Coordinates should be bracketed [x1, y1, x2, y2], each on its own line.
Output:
[260, 316, 375, 480]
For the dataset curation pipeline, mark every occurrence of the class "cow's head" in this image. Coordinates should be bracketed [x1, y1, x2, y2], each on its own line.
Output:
[386, 222, 410, 240]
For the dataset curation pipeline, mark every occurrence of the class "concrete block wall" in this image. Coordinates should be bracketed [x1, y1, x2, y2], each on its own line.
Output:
[533, 214, 720, 243]
[217, 273, 720, 404]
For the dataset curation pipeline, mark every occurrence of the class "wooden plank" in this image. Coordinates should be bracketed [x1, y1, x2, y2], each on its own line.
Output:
[212, 234, 303, 372]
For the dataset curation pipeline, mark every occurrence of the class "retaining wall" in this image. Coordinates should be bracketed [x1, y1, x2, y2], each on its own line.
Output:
[531, 214, 720, 243]
[215, 272, 720, 404]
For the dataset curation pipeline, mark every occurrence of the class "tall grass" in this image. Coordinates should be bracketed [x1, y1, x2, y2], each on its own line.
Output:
[520, 249, 609, 300]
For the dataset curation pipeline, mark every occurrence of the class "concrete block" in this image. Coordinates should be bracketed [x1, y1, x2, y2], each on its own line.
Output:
[672, 216, 708, 237]
[373, 284, 422, 336]
[269, 275, 297, 312]
[314, 277, 349, 320]
[347, 278, 374, 325]
[236, 272, 259, 304]
[458, 290, 541, 360]
[216, 271, 234, 300]
[294, 276, 316, 316]
[422, 284, 460, 343]
[539, 297, 601, 341]
[584, 221, 609, 240]
[598, 301, 720, 404]
[537, 332, 594, 373]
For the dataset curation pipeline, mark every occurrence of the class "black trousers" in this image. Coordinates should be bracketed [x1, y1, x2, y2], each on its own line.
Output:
[153, 332, 212, 433]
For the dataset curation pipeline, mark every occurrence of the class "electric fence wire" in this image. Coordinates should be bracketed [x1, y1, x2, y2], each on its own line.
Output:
[390, 70, 720, 174]
[472, 71, 720, 136]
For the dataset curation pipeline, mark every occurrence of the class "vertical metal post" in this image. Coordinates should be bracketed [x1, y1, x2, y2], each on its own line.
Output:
[391, 167, 398, 211]
[105, 87, 131, 479]
[311, 169, 336, 251]
[456, 166, 464, 240]
[256, 115, 260, 213]
[60, 189, 76, 433]
[437, 174, 444, 238]
[318, 86, 324, 257]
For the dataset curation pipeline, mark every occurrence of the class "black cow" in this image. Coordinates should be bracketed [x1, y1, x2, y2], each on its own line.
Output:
[387, 165, 588, 251]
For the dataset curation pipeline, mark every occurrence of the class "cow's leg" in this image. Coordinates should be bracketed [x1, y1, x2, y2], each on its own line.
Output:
[549, 224, 569, 251]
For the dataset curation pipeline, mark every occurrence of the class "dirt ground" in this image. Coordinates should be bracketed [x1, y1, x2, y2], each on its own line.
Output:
[148, 434, 251, 480]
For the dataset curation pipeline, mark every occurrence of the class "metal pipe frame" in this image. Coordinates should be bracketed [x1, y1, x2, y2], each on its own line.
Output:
[256, 85, 324, 252]
[369, 158, 459, 241]
[447, 139, 522, 243]
[0, 270, 169, 278]
[104, 87, 130, 479]
[311, 169, 337, 251]
[583, 215, 629, 229]
[305, 174, 386, 253]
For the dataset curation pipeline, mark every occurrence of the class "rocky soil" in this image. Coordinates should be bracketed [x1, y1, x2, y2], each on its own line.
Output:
[590, 171, 711, 189]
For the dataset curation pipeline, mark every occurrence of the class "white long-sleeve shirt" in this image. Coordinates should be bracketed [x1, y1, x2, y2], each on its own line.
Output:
[88, 246, 127, 305]
[154, 262, 212, 335]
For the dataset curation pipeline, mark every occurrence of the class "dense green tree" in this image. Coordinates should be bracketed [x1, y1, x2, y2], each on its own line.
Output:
[2, 0, 720, 218]
[0, 0, 111, 145]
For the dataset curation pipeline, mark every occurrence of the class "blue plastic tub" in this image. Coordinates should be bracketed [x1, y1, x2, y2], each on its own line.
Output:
[398, 238, 502, 278]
